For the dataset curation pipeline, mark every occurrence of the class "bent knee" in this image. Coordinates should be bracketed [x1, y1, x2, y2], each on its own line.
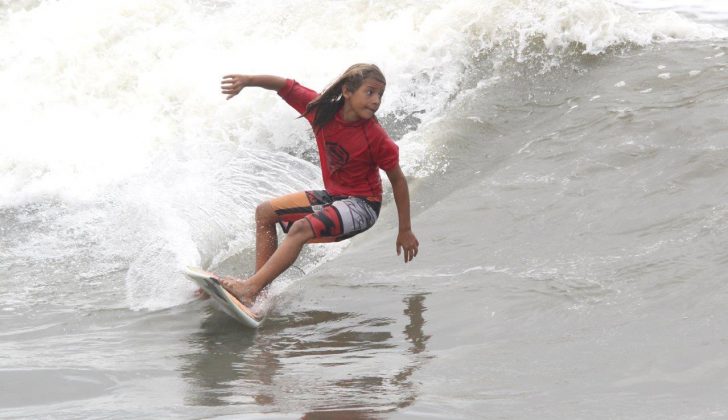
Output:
[287, 219, 315, 241]
[256, 201, 277, 224]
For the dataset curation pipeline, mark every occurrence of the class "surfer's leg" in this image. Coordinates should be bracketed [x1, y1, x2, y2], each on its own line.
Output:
[255, 201, 278, 272]
[223, 196, 377, 301]
[221, 219, 314, 302]
[194, 202, 278, 301]
[262, 191, 327, 270]
[250, 219, 315, 294]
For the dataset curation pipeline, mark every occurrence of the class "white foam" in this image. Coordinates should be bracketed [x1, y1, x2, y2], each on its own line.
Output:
[2, 0, 725, 206]
[615, 0, 728, 23]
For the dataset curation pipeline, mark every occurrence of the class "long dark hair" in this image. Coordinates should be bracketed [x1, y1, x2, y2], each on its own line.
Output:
[304, 63, 386, 131]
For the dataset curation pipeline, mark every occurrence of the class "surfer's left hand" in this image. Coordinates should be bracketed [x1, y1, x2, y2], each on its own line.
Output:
[397, 230, 419, 263]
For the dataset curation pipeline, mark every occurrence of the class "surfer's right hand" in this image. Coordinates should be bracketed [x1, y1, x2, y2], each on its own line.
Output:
[221, 74, 250, 100]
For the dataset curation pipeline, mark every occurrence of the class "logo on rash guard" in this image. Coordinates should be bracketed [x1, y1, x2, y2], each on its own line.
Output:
[325, 141, 349, 172]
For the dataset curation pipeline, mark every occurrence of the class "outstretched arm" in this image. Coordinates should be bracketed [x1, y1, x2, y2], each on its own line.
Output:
[221, 75, 287, 100]
[386, 164, 419, 263]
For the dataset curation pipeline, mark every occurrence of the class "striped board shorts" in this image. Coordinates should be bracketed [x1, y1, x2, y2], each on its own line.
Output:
[271, 190, 381, 242]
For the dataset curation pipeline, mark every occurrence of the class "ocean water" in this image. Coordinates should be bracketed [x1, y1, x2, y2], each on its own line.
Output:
[1, 0, 728, 418]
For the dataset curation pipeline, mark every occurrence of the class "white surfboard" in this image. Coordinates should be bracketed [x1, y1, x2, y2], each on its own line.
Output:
[184, 266, 262, 328]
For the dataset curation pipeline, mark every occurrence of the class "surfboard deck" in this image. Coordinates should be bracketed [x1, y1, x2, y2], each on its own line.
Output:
[184, 266, 262, 328]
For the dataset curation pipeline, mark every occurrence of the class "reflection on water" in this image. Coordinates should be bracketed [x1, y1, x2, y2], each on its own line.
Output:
[179, 293, 431, 416]
[393, 294, 432, 412]
[404, 294, 430, 355]
[178, 307, 260, 407]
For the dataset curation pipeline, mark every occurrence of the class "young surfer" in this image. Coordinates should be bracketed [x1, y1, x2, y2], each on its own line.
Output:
[218, 64, 419, 307]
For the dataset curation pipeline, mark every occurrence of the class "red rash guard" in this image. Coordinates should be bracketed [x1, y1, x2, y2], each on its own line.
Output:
[277, 79, 399, 201]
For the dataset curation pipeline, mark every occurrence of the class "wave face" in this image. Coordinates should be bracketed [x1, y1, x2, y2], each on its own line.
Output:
[2, 1, 728, 418]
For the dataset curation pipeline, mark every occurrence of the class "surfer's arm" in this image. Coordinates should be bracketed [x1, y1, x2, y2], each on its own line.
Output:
[221, 75, 287, 100]
[386, 164, 419, 263]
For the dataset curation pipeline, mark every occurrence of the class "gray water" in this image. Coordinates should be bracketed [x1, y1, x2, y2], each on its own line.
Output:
[2, 1, 728, 418]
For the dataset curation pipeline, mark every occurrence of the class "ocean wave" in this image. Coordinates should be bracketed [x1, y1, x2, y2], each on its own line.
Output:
[2, 0, 727, 311]
[1, 1, 724, 206]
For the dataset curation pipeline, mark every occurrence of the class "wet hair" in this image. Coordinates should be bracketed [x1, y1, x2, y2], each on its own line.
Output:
[304, 63, 386, 131]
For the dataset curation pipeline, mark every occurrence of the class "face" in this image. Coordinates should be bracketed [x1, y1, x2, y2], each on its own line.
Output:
[341, 77, 385, 122]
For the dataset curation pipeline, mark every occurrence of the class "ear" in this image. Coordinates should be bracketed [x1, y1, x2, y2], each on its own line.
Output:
[341, 83, 352, 99]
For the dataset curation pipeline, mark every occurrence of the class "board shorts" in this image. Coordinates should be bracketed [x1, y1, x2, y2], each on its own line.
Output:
[271, 190, 381, 242]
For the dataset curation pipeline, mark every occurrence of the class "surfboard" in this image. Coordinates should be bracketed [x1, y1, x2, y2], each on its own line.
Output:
[184, 266, 262, 328]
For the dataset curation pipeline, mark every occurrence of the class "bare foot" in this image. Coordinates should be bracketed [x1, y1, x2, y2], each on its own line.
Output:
[218, 277, 256, 307]
[194, 288, 210, 300]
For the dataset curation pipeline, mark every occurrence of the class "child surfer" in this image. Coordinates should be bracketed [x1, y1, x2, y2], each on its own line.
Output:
[218, 64, 419, 307]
